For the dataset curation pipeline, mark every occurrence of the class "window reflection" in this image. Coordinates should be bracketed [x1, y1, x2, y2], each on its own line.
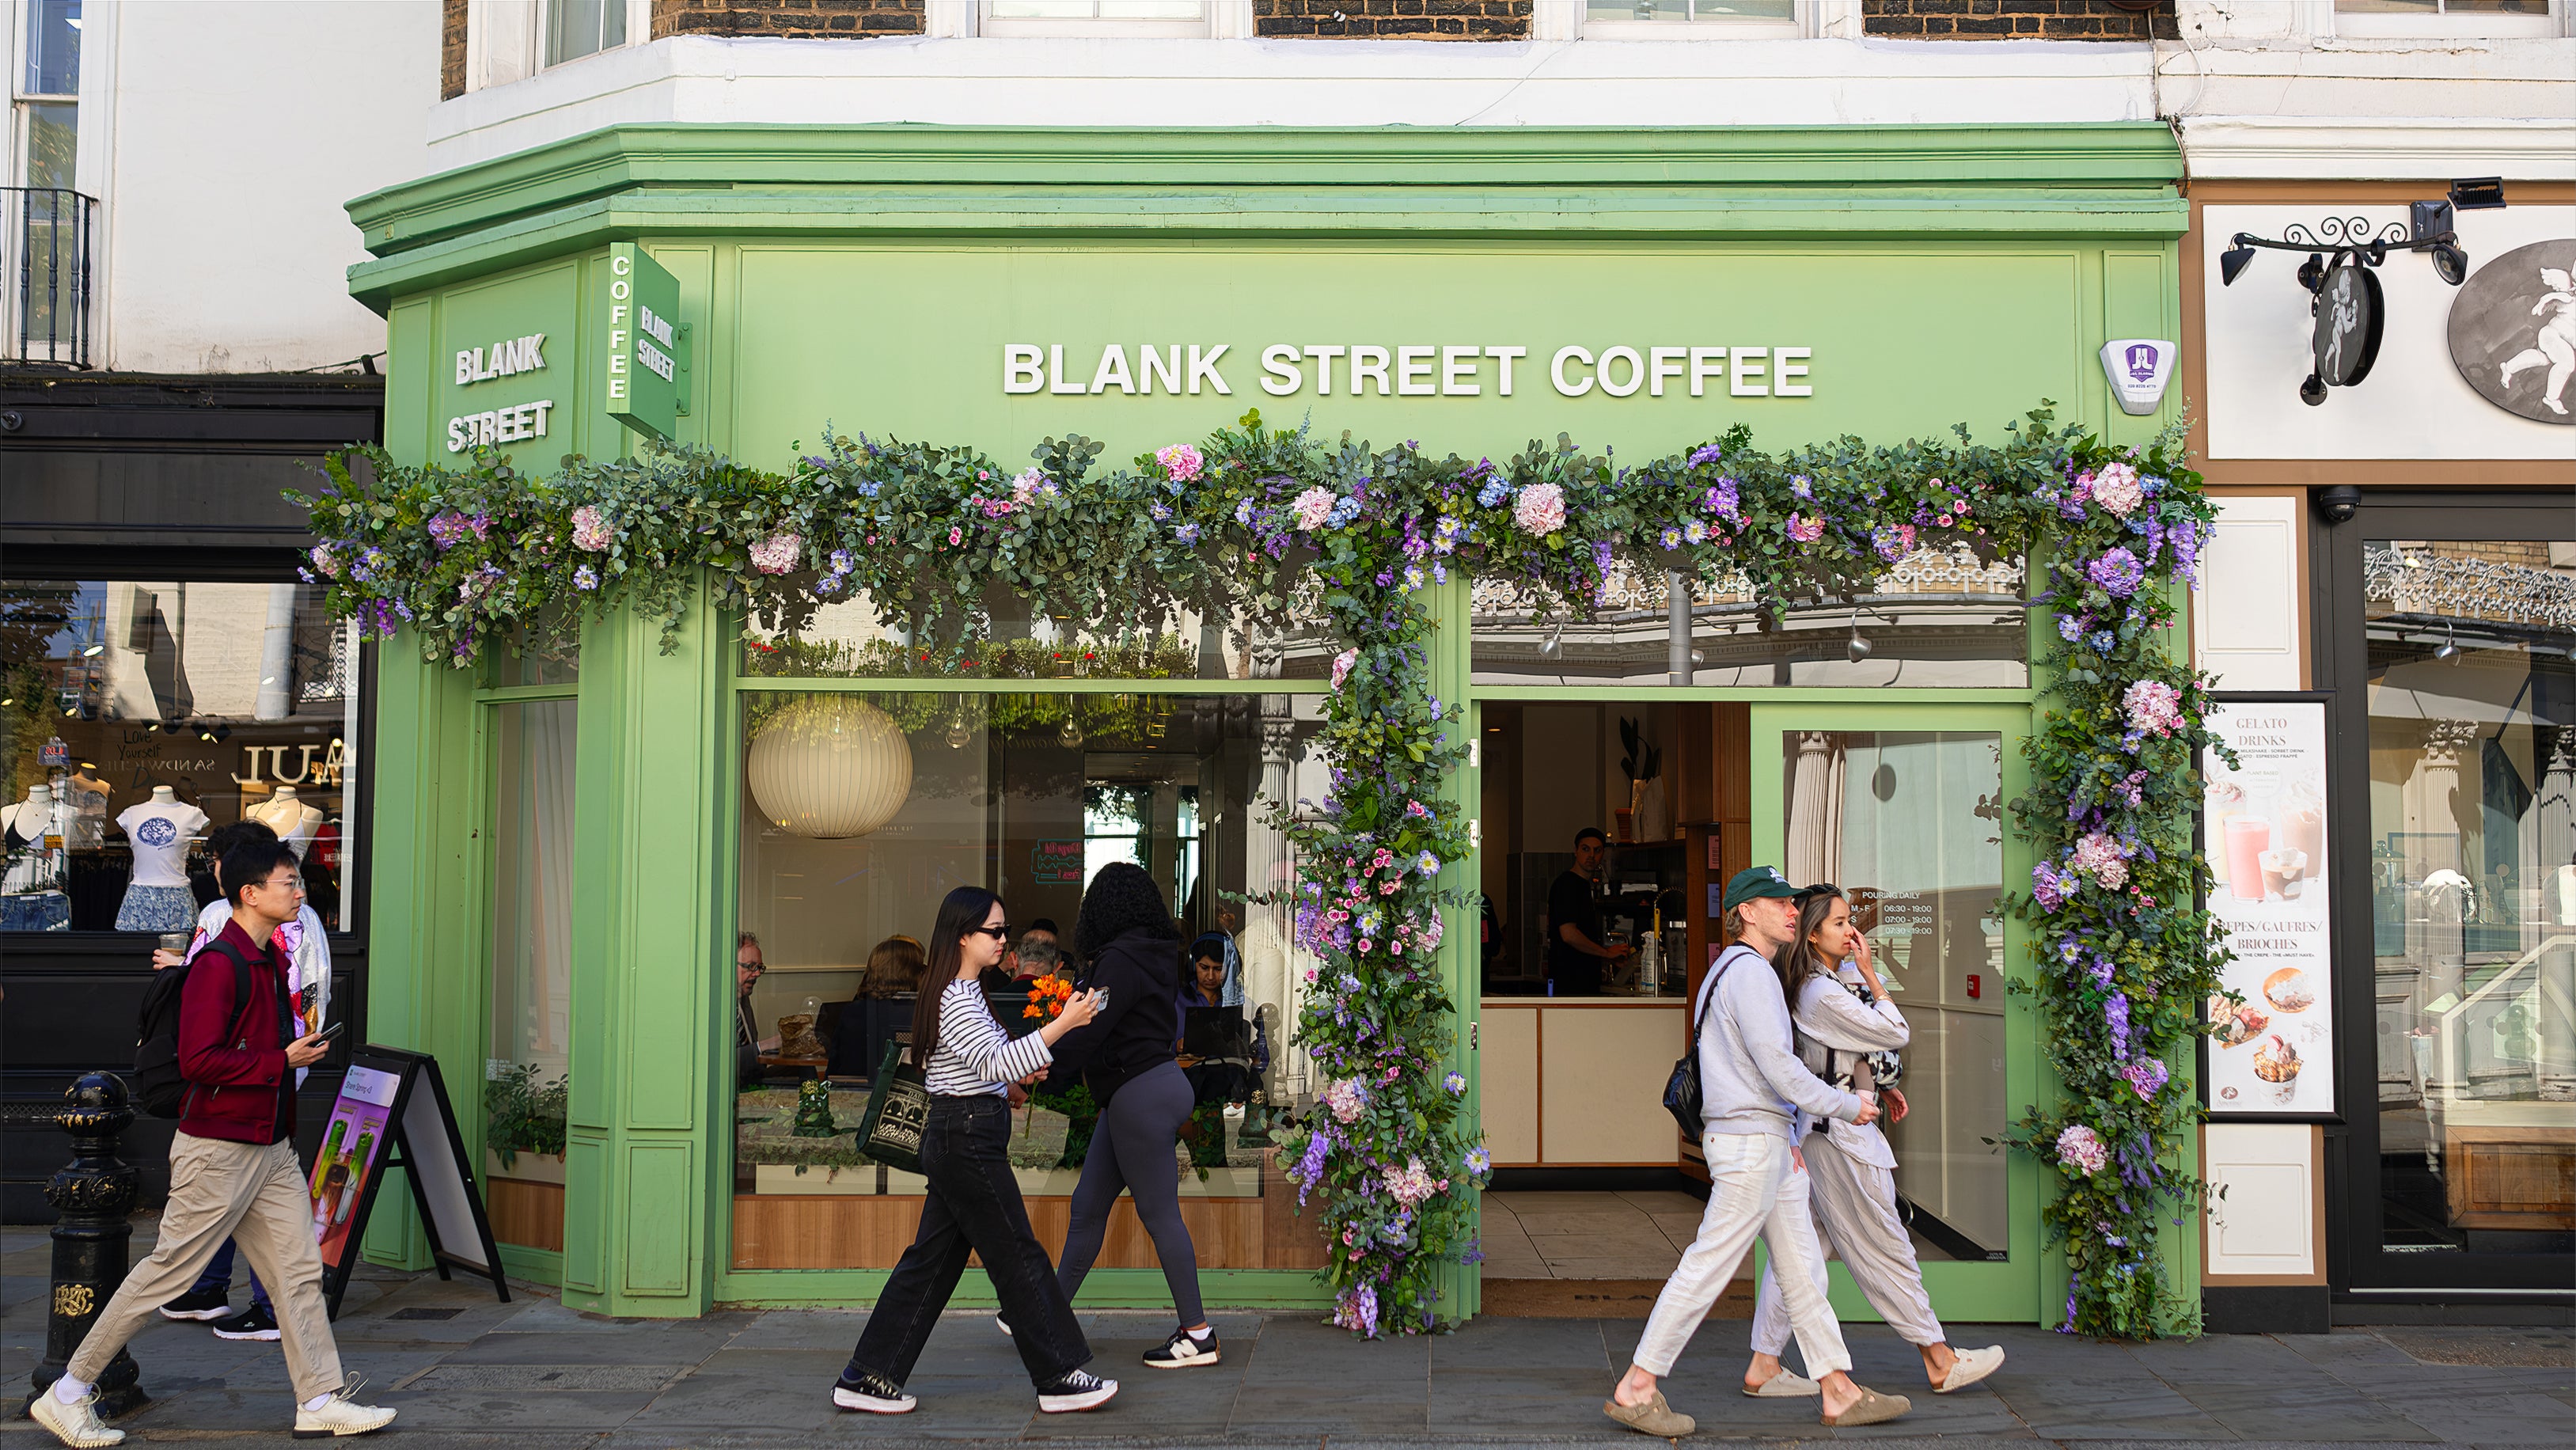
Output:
[1785, 729, 2009, 1259]
[484, 700, 577, 1252]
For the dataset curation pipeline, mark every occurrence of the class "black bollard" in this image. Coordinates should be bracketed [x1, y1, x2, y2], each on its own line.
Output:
[22, 1072, 148, 1420]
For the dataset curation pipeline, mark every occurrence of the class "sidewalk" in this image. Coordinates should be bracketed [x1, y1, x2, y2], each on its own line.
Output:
[6, 1226, 2570, 1448]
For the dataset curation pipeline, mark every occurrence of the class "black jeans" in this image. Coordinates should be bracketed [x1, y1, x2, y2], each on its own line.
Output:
[846, 1095, 1091, 1389]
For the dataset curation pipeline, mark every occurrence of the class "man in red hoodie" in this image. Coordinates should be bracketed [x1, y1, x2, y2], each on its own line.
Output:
[33, 839, 394, 1448]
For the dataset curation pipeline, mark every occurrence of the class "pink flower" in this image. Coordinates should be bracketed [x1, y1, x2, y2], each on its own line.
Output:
[1331, 647, 1360, 690]
[2056, 1123, 2110, 1175]
[1293, 486, 1337, 532]
[2122, 679, 2183, 738]
[1513, 483, 1567, 536]
[1155, 442, 1205, 483]
[2070, 832, 2130, 891]
[1787, 514, 1825, 543]
[947, 526, 964, 547]
[1322, 1078, 1368, 1124]
[571, 505, 612, 552]
[748, 533, 803, 575]
[2092, 461, 2144, 518]
[1383, 1156, 1440, 1209]
[308, 543, 342, 579]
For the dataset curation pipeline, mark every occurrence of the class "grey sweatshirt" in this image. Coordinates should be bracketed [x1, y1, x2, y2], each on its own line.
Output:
[1694, 945, 1865, 1141]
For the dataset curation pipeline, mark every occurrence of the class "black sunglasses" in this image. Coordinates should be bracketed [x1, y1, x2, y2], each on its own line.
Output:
[1793, 883, 1842, 903]
[966, 924, 1014, 941]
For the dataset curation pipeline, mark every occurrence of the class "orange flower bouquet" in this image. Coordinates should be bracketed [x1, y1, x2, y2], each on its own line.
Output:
[1021, 971, 1076, 1021]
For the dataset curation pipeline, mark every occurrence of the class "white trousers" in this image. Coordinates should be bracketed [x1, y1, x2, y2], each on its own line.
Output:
[1751, 1130, 1947, 1354]
[1633, 1131, 1851, 1379]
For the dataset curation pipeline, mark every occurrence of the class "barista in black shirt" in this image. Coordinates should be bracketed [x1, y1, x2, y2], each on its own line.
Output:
[1546, 827, 1628, 997]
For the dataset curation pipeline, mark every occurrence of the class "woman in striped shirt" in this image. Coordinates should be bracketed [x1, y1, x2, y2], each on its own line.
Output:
[834, 886, 1113, 1418]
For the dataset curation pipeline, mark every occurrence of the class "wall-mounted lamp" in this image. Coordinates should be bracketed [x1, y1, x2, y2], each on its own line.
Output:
[2433, 627, 2461, 663]
[2219, 211, 2468, 408]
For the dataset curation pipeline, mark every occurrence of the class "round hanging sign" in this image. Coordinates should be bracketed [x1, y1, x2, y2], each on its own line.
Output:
[2445, 237, 2576, 426]
[2310, 253, 2383, 391]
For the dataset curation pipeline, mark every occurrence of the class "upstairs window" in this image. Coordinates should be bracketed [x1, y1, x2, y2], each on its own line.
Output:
[2333, 0, 2565, 36]
[1583, 0, 1798, 36]
[545, 0, 630, 66]
[981, 0, 1210, 37]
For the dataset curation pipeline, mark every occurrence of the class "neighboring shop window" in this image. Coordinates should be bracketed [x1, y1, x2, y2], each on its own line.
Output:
[484, 699, 578, 1251]
[742, 590, 1338, 683]
[2363, 540, 2574, 1255]
[729, 688, 1330, 1273]
[1785, 729, 2011, 1261]
[2335, 0, 2560, 31]
[544, 0, 629, 66]
[2, 580, 360, 935]
[1473, 552, 2029, 688]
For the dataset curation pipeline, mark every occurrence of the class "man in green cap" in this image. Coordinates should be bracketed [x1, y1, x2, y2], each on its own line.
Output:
[1602, 866, 1909, 1437]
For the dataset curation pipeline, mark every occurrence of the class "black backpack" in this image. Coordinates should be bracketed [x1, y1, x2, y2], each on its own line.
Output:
[131, 939, 262, 1120]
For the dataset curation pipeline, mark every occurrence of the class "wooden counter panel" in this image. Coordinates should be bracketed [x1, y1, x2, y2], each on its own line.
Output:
[1481, 1006, 1542, 1167]
[1540, 1004, 1688, 1166]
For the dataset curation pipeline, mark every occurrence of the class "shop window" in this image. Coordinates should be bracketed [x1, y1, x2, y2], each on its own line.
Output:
[742, 590, 1338, 683]
[1785, 730, 2010, 1261]
[729, 688, 1331, 1274]
[1472, 551, 2028, 689]
[982, 0, 1212, 36]
[2363, 541, 2574, 1255]
[2, 580, 360, 935]
[483, 699, 577, 1252]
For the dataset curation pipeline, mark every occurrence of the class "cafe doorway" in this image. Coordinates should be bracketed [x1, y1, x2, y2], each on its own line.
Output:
[1471, 698, 2039, 1323]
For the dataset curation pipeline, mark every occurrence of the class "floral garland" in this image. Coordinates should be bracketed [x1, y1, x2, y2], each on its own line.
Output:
[295, 405, 2222, 1338]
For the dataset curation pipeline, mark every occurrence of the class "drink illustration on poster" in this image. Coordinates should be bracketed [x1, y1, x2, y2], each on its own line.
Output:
[2202, 700, 2338, 1118]
[310, 1065, 400, 1270]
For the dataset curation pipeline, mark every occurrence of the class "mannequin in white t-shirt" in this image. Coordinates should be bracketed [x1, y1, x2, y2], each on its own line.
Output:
[249, 787, 325, 861]
[114, 786, 210, 932]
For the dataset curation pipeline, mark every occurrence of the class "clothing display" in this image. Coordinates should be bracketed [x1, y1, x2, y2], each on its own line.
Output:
[116, 796, 208, 887]
[248, 791, 324, 861]
[117, 883, 199, 932]
[0, 892, 70, 932]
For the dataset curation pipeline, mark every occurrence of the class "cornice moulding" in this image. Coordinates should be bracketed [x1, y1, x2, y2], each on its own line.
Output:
[2178, 116, 2576, 180]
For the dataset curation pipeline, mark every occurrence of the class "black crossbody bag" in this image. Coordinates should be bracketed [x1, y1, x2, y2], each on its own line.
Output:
[1662, 945, 1758, 1135]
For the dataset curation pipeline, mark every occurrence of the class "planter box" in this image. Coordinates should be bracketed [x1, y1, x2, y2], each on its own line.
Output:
[484, 1148, 566, 1186]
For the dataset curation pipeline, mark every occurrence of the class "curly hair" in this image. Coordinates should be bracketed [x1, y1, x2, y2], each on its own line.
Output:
[1075, 860, 1178, 958]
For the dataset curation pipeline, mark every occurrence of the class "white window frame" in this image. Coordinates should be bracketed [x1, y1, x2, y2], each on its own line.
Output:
[1564, 0, 1860, 41]
[974, 0, 1220, 38]
[2328, 0, 2570, 40]
[462, 0, 647, 95]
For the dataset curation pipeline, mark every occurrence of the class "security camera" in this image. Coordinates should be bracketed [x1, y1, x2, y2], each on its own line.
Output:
[2316, 485, 2362, 525]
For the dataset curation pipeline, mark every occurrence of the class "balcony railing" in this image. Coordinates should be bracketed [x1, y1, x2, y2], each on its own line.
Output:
[6, 186, 94, 368]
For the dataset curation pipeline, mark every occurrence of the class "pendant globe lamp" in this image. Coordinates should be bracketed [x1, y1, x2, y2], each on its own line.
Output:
[747, 696, 914, 839]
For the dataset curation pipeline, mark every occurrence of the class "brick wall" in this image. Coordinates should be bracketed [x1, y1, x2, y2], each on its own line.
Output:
[651, 0, 924, 39]
[1255, 1, 1530, 40]
[1864, 0, 2176, 40]
[442, 0, 467, 99]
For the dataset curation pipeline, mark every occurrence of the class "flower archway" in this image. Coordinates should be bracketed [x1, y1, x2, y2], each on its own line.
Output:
[300, 404, 2228, 1339]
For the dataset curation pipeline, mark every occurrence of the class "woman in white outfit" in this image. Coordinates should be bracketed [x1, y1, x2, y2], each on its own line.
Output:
[1743, 885, 2005, 1399]
[1603, 867, 1910, 1437]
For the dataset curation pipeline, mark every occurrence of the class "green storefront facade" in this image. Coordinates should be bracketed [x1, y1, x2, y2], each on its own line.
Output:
[343, 123, 2194, 1324]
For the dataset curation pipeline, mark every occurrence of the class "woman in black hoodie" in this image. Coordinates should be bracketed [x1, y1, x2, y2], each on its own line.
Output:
[1039, 862, 1219, 1369]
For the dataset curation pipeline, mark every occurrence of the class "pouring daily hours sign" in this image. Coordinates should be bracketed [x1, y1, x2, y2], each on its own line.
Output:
[2202, 697, 2337, 1119]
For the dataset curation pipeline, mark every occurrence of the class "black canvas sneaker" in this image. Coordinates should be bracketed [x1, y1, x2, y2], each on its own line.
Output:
[1143, 1327, 1222, 1369]
[157, 1285, 231, 1321]
[1035, 1368, 1119, 1414]
[831, 1369, 916, 1414]
[211, 1304, 280, 1341]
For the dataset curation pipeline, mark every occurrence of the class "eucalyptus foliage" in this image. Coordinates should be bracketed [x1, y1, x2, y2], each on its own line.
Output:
[295, 404, 2222, 1338]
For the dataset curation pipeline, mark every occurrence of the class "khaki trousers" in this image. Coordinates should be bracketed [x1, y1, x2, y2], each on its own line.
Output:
[69, 1133, 343, 1402]
[1750, 1130, 1948, 1356]
[1633, 1131, 1852, 1380]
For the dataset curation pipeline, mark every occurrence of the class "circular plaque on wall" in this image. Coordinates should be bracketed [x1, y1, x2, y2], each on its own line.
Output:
[2446, 237, 2576, 426]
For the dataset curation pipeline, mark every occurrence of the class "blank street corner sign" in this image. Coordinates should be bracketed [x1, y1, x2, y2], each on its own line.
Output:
[2448, 237, 2576, 427]
[604, 243, 690, 441]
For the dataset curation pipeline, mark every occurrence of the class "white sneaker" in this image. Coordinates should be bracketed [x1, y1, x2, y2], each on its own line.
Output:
[1936, 1344, 2006, 1394]
[31, 1387, 126, 1448]
[1036, 1368, 1118, 1413]
[292, 1379, 397, 1439]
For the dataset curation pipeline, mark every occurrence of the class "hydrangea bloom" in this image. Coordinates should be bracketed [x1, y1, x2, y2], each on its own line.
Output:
[2091, 461, 2145, 517]
[309, 543, 342, 578]
[1322, 1077, 1369, 1124]
[426, 510, 472, 551]
[2057, 1123, 2111, 1175]
[2070, 832, 2130, 891]
[2087, 547, 2147, 598]
[571, 505, 613, 552]
[1871, 522, 1917, 563]
[1293, 486, 1337, 532]
[1330, 647, 1360, 691]
[2122, 1057, 2169, 1100]
[2123, 679, 2183, 738]
[1475, 477, 1510, 509]
[748, 533, 803, 575]
[1383, 1156, 1440, 1209]
[1155, 442, 1204, 482]
[1513, 482, 1567, 536]
[1787, 514, 1826, 543]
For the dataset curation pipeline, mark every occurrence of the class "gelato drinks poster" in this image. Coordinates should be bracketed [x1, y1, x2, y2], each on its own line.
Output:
[311, 1064, 399, 1270]
[2202, 700, 2337, 1118]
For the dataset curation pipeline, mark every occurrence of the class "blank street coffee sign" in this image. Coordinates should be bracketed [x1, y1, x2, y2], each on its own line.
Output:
[2447, 237, 2576, 426]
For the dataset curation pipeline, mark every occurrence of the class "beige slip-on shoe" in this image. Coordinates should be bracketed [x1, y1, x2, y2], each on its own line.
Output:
[1936, 1344, 2006, 1394]
[1745, 1369, 1823, 1398]
[1603, 1389, 1697, 1437]
[1821, 1386, 1912, 1427]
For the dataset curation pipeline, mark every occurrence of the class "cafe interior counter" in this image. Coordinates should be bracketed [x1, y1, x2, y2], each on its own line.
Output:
[1481, 996, 1687, 1168]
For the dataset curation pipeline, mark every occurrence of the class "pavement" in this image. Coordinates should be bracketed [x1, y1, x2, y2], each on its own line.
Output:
[6, 1225, 2573, 1449]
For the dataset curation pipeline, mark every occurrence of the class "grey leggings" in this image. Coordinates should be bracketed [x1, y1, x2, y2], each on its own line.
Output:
[1058, 1059, 1202, 1326]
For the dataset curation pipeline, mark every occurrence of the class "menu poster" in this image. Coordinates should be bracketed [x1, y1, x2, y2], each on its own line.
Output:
[320, 1046, 511, 1315]
[2201, 697, 2337, 1119]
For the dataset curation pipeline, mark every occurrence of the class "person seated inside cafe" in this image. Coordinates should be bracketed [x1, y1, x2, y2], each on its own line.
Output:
[1178, 933, 1267, 1088]
[856, 935, 925, 997]
[735, 931, 776, 1086]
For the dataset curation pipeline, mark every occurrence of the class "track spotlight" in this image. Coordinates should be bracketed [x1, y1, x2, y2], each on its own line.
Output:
[2219, 238, 2257, 287]
[2433, 628, 2460, 663]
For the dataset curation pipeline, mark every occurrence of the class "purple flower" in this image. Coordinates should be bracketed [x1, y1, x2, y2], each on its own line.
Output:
[1174, 522, 1201, 545]
[1687, 442, 1725, 469]
[573, 565, 599, 591]
[2106, 992, 2131, 1061]
[427, 510, 472, 551]
[2122, 1057, 2168, 1100]
[2086, 548, 2147, 598]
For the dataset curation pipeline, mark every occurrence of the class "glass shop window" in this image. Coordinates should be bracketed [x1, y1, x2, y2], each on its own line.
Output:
[1, 579, 361, 935]
[1784, 729, 2011, 1261]
[728, 688, 1334, 1276]
[2364, 540, 2575, 1256]
[483, 699, 578, 1252]
[1473, 552, 2029, 689]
